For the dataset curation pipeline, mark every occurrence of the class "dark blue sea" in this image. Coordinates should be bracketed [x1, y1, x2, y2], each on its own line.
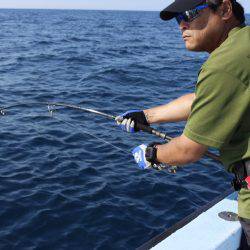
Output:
[0, 9, 249, 249]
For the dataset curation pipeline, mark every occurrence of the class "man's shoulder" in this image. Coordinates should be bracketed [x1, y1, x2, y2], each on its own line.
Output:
[201, 26, 250, 88]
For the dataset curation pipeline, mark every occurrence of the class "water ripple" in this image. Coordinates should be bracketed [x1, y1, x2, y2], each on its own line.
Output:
[0, 9, 246, 250]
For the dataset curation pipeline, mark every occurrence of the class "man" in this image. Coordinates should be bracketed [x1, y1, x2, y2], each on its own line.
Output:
[116, 0, 250, 248]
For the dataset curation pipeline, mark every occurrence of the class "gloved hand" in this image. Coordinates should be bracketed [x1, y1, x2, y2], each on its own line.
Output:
[132, 144, 151, 169]
[115, 110, 149, 133]
[132, 142, 160, 170]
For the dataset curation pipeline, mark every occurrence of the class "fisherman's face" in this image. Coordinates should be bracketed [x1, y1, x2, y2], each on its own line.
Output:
[178, 7, 225, 53]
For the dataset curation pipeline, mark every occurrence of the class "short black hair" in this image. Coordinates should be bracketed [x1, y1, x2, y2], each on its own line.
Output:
[206, 0, 245, 24]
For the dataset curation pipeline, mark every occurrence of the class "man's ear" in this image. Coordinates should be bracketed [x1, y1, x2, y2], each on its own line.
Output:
[219, 0, 234, 20]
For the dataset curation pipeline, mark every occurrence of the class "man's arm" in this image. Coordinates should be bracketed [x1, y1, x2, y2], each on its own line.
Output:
[144, 93, 195, 124]
[156, 133, 207, 165]
[116, 93, 195, 133]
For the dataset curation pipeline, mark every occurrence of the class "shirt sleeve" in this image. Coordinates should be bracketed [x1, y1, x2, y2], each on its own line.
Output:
[184, 67, 249, 149]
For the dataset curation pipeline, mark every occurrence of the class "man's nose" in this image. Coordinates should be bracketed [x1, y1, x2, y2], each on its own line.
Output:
[179, 21, 189, 32]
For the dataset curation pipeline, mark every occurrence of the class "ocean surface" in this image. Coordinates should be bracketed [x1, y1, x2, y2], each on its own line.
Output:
[0, 9, 249, 249]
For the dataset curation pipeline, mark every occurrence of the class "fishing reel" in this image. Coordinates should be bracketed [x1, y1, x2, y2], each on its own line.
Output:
[151, 163, 179, 173]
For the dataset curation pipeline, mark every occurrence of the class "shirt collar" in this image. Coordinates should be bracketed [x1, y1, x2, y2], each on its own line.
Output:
[228, 24, 246, 37]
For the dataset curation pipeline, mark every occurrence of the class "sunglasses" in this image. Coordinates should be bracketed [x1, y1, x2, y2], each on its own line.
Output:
[175, 4, 209, 24]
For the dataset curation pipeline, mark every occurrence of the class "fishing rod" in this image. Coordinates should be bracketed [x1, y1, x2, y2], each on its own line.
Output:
[0, 102, 220, 163]
[0, 102, 115, 119]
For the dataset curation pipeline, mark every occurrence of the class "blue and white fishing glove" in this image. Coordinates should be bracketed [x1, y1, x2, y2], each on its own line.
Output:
[132, 143, 159, 170]
[115, 110, 149, 133]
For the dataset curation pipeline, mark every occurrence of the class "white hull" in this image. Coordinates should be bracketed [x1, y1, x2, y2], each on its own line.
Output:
[138, 190, 241, 250]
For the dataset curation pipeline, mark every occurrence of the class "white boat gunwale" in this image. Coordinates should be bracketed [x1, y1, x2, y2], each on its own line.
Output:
[137, 188, 236, 250]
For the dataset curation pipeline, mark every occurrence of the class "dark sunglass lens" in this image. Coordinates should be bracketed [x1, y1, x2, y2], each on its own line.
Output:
[176, 14, 184, 24]
[181, 12, 190, 22]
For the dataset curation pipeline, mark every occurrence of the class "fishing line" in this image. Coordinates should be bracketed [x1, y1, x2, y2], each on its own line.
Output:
[51, 112, 177, 173]
[47, 108, 131, 154]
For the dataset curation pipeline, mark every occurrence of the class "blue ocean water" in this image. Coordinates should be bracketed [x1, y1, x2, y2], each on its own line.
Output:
[0, 9, 249, 249]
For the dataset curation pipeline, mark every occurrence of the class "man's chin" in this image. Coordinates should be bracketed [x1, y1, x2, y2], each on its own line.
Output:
[185, 42, 202, 52]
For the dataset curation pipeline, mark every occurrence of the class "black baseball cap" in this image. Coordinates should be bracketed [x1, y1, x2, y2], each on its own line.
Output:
[160, 0, 205, 20]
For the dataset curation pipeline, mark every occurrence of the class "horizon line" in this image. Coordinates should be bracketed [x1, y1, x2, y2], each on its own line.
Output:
[0, 7, 249, 14]
[0, 7, 161, 12]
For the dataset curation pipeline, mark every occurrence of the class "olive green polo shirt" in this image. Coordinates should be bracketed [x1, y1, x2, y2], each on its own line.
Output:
[184, 26, 250, 219]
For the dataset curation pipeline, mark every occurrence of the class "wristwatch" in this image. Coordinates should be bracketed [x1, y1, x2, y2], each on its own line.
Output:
[145, 143, 159, 165]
